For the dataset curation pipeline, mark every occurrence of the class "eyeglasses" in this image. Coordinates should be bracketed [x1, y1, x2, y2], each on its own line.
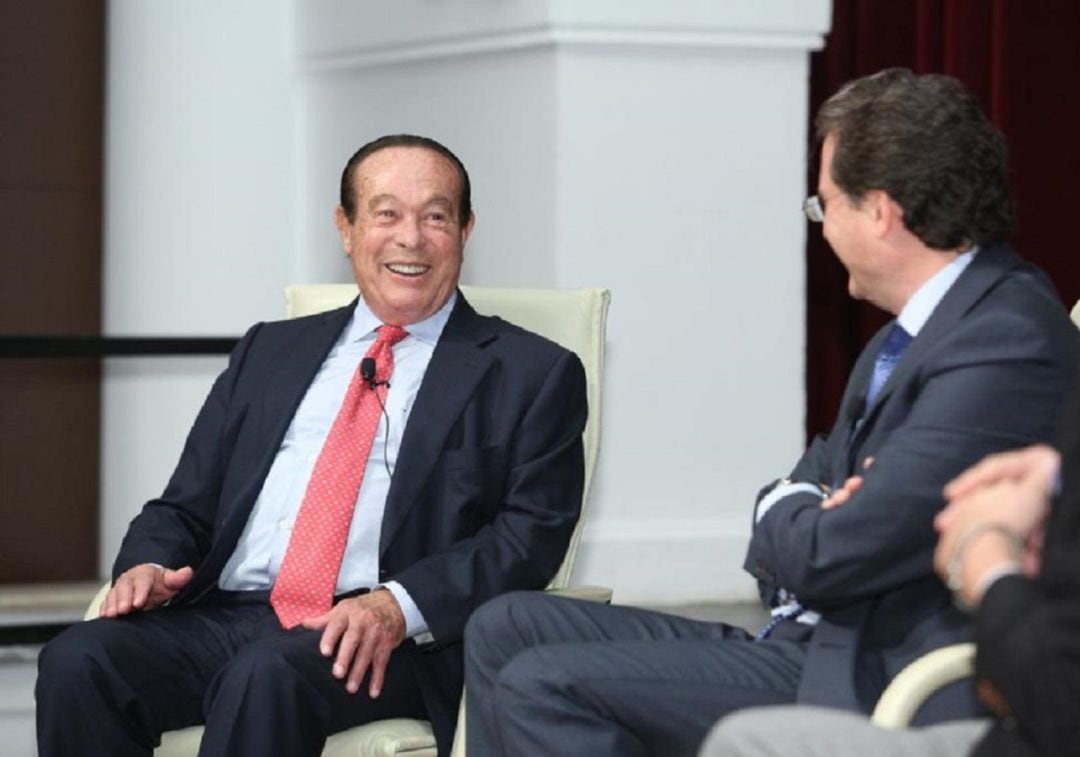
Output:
[803, 191, 842, 223]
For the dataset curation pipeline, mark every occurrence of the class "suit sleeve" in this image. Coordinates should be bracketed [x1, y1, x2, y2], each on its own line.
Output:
[111, 323, 263, 579]
[391, 349, 587, 644]
[974, 571, 1080, 753]
[972, 375, 1080, 754]
[746, 304, 1077, 608]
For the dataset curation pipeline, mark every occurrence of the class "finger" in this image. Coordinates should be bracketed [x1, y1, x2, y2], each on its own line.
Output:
[822, 488, 851, 510]
[334, 623, 365, 682]
[933, 508, 969, 577]
[943, 456, 1002, 500]
[130, 571, 155, 610]
[347, 634, 378, 695]
[162, 565, 194, 591]
[300, 611, 332, 632]
[934, 505, 954, 533]
[843, 476, 864, 494]
[100, 587, 120, 618]
[368, 643, 393, 698]
[115, 575, 141, 614]
[944, 451, 1032, 500]
[320, 613, 348, 657]
[933, 521, 960, 578]
[862, 456, 875, 471]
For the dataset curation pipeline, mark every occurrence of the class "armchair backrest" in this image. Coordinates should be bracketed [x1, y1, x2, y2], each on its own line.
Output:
[284, 284, 610, 589]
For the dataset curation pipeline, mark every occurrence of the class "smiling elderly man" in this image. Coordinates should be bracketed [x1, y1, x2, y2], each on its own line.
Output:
[35, 134, 586, 757]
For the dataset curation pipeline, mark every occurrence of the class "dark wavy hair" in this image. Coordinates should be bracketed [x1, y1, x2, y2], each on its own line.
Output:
[339, 134, 472, 225]
[815, 68, 1014, 249]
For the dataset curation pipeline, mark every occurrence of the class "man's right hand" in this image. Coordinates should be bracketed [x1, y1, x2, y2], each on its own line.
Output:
[942, 444, 1059, 504]
[100, 564, 194, 618]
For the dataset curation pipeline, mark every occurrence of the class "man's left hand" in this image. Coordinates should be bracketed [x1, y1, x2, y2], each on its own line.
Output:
[821, 457, 874, 510]
[302, 589, 406, 698]
[821, 475, 862, 509]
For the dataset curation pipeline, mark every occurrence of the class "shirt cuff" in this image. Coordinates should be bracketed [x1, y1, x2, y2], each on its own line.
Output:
[381, 580, 433, 643]
[756, 481, 827, 523]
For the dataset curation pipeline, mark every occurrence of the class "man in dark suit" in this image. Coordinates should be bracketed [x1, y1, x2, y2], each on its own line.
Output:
[701, 388, 1080, 757]
[463, 69, 1080, 757]
[35, 134, 587, 757]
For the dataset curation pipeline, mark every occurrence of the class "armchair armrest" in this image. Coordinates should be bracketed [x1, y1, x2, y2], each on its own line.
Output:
[544, 584, 613, 604]
[84, 581, 111, 621]
[871, 643, 976, 728]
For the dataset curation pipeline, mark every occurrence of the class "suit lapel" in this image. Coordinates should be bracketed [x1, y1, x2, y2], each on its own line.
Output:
[379, 296, 497, 556]
[852, 244, 1023, 439]
[187, 301, 354, 597]
[259, 303, 356, 453]
[225, 302, 355, 524]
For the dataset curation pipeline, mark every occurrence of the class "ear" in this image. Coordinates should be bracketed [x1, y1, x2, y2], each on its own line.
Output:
[867, 190, 901, 239]
[459, 212, 476, 247]
[333, 205, 352, 253]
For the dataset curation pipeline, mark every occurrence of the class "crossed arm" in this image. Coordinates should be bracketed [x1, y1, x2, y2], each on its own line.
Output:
[747, 308, 1073, 608]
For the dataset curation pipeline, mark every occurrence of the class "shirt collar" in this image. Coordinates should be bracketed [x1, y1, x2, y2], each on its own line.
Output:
[344, 289, 458, 346]
[897, 247, 978, 337]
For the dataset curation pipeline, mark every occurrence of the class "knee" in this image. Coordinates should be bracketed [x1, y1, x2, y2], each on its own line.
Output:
[467, 590, 557, 642]
[494, 646, 570, 709]
[37, 621, 109, 691]
[465, 591, 547, 673]
[466, 593, 516, 647]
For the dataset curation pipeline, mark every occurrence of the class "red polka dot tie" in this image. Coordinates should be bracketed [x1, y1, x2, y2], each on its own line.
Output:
[271, 324, 408, 629]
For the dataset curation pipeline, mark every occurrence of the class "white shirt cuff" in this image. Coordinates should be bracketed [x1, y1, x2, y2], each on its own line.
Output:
[381, 580, 433, 643]
[756, 481, 827, 524]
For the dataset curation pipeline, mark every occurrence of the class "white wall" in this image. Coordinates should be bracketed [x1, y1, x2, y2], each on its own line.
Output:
[101, 0, 831, 604]
[100, 0, 298, 566]
[551, 45, 814, 601]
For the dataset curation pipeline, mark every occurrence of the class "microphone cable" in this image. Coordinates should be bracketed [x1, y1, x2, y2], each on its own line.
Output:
[360, 357, 394, 480]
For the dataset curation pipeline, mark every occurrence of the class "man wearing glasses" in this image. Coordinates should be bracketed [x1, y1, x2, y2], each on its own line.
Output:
[463, 68, 1080, 757]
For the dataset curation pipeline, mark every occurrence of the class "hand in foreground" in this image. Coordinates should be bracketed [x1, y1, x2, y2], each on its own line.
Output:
[937, 445, 1059, 539]
[934, 445, 1059, 608]
[100, 564, 194, 617]
[942, 444, 1060, 505]
[302, 589, 406, 698]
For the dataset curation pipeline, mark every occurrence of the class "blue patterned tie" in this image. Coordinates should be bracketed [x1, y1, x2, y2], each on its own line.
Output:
[866, 323, 912, 407]
[755, 602, 804, 641]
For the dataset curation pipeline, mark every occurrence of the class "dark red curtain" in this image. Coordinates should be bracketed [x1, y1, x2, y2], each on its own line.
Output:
[806, 0, 1080, 441]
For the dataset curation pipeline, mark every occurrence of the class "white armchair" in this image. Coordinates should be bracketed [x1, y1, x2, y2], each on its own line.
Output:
[86, 284, 612, 757]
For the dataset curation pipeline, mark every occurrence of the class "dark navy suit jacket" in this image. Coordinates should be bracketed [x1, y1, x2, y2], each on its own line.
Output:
[744, 244, 1080, 722]
[113, 292, 587, 753]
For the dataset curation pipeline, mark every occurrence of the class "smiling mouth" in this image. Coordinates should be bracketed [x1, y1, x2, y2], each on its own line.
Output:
[385, 263, 430, 277]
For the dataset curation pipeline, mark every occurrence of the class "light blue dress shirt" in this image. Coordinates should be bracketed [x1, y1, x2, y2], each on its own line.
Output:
[895, 248, 976, 337]
[219, 292, 457, 639]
